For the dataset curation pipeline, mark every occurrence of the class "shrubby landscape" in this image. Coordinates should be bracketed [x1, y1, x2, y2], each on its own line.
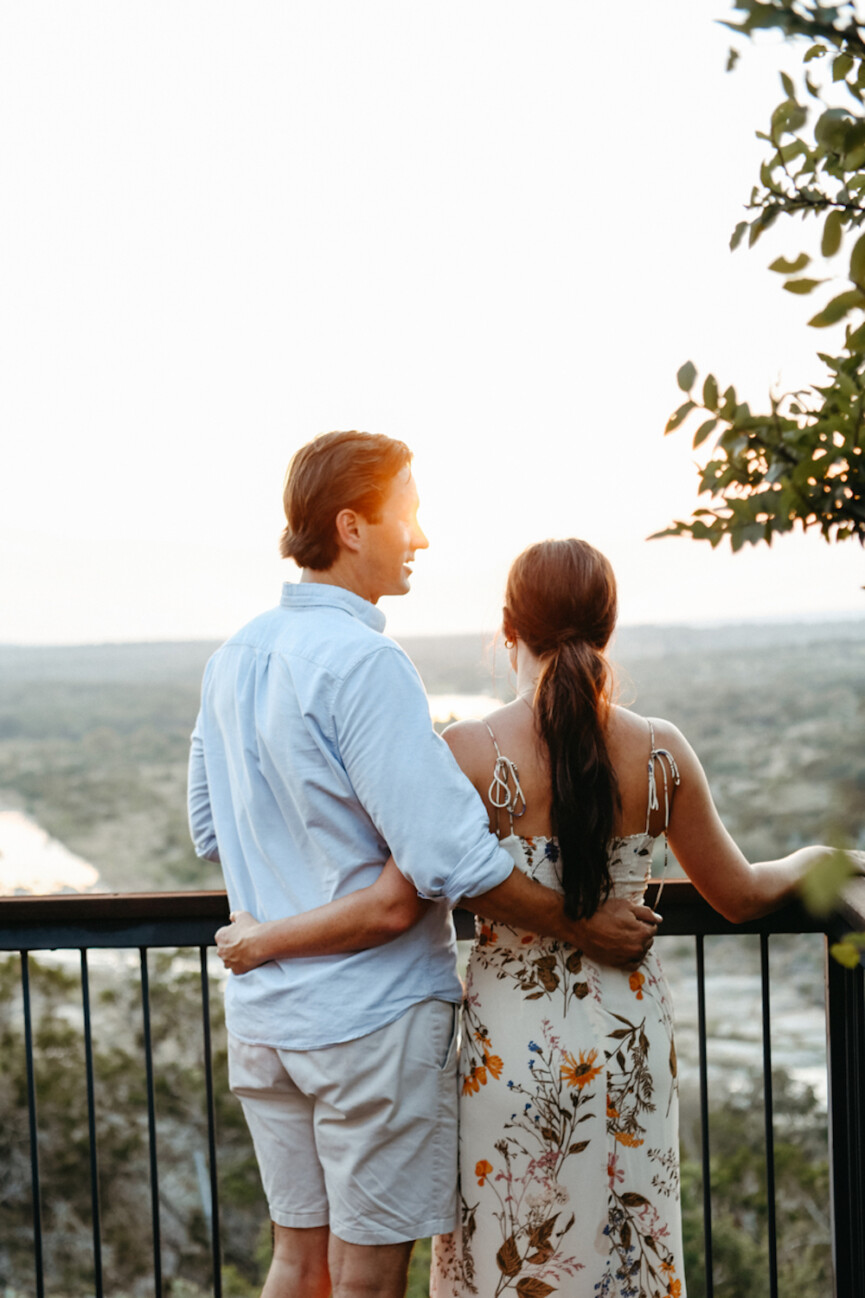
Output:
[0, 620, 862, 1296]
[1, 620, 862, 894]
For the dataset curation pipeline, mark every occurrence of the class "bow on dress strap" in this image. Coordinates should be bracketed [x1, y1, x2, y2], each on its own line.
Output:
[646, 721, 682, 906]
[484, 723, 526, 837]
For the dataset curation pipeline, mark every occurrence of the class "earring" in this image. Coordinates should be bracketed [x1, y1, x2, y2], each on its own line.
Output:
[504, 638, 514, 650]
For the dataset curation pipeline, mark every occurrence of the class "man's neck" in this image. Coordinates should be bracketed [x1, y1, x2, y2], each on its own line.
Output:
[300, 563, 376, 604]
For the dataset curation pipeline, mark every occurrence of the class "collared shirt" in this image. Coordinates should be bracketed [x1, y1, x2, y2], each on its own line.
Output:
[188, 581, 514, 1050]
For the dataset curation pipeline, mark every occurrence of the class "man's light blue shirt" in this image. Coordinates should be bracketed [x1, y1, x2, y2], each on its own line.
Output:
[188, 581, 514, 1050]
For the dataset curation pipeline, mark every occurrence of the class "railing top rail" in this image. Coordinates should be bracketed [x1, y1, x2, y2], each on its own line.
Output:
[0, 878, 858, 951]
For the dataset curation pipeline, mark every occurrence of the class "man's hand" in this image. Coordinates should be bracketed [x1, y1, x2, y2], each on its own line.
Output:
[468, 866, 660, 967]
[215, 910, 266, 974]
[565, 897, 661, 968]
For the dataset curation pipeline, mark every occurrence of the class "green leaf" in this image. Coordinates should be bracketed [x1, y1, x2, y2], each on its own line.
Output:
[834, 53, 854, 82]
[730, 221, 748, 251]
[780, 71, 795, 98]
[693, 418, 719, 449]
[702, 374, 719, 411]
[822, 210, 844, 258]
[804, 45, 826, 65]
[665, 401, 695, 434]
[749, 208, 779, 246]
[677, 361, 697, 393]
[850, 232, 865, 289]
[829, 938, 864, 969]
[798, 850, 858, 918]
[808, 289, 865, 327]
[769, 252, 810, 274]
[783, 277, 825, 294]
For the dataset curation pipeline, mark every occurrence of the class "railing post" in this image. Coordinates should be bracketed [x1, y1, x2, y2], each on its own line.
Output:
[825, 941, 865, 1298]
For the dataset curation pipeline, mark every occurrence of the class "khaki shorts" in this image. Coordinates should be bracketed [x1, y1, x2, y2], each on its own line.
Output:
[228, 998, 459, 1246]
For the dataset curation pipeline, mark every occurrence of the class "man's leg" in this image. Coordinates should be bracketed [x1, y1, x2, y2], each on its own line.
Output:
[260, 1224, 330, 1298]
[328, 1235, 414, 1298]
[228, 1037, 331, 1296]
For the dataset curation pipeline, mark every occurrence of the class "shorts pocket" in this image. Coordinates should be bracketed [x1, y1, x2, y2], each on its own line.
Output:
[437, 1002, 459, 1072]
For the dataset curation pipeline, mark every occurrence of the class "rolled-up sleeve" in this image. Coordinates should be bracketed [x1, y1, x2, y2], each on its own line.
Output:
[188, 721, 221, 863]
[334, 644, 513, 908]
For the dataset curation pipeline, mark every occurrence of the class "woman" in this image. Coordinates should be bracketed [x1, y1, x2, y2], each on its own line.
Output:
[216, 538, 850, 1298]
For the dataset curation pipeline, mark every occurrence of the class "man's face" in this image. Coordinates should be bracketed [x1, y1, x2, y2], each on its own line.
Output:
[357, 466, 429, 603]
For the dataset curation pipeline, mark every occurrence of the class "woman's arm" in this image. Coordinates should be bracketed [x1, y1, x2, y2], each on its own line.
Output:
[657, 718, 853, 922]
[215, 857, 428, 974]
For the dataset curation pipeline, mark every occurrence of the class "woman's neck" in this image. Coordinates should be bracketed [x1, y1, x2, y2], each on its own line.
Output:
[514, 645, 543, 701]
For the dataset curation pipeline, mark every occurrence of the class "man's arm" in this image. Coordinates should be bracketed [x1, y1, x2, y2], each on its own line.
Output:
[215, 857, 428, 973]
[466, 868, 661, 967]
[335, 648, 656, 965]
[188, 725, 221, 863]
[214, 852, 657, 974]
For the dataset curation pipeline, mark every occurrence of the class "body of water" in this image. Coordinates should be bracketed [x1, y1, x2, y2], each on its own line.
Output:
[0, 807, 100, 894]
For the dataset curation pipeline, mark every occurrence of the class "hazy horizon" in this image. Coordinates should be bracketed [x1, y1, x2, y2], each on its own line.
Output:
[2, 606, 862, 653]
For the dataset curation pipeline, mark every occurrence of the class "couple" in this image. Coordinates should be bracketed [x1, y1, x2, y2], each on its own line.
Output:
[189, 430, 832, 1298]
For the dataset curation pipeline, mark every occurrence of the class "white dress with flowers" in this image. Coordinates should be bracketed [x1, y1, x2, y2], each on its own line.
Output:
[431, 725, 685, 1298]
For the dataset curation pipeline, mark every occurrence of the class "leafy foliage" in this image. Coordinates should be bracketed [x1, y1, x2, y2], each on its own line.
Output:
[657, 0, 865, 552]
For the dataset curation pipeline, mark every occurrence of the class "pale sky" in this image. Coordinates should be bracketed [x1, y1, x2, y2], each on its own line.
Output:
[2, 0, 863, 645]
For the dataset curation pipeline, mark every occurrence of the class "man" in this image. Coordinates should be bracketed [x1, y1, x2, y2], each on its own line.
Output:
[188, 430, 658, 1298]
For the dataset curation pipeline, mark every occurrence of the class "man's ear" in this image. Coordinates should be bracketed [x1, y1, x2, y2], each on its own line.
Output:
[334, 508, 363, 554]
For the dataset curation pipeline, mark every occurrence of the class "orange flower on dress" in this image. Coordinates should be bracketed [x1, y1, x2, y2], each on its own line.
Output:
[614, 1131, 645, 1148]
[475, 1159, 493, 1186]
[478, 923, 498, 946]
[629, 970, 645, 999]
[606, 1101, 619, 1118]
[485, 1052, 503, 1079]
[521, 933, 535, 944]
[462, 1063, 490, 1095]
[561, 1048, 602, 1089]
[668, 1280, 682, 1297]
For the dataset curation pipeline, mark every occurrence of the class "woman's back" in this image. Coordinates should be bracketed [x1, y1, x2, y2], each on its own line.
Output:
[446, 700, 674, 846]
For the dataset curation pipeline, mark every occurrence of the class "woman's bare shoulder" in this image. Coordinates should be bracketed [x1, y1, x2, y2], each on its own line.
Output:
[610, 706, 687, 748]
[441, 716, 500, 792]
[609, 707, 702, 777]
[442, 716, 489, 748]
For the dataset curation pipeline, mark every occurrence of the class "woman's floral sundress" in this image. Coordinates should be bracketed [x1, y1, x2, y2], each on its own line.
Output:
[431, 720, 685, 1298]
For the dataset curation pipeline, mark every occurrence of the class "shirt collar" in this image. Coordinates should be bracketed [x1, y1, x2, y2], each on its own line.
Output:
[280, 581, 387, 633]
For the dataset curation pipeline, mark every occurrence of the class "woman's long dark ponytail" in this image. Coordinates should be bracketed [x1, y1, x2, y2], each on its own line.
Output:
[504, 539, 619, 921]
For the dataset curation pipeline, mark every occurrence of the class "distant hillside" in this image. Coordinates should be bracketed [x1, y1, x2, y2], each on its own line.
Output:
[0, 619, 862, 892]
[1, 614, 860, 690]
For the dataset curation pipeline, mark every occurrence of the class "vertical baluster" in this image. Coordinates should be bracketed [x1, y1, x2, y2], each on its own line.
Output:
[760, 935, 778, 1298]
[140, 948, 163, 1297]
[80, 950, 103, 1298]
[21, 952, 45, 1298]
[200, 947, 223, 1298]
[825, 943, 865, 1298]
[695, 934, 714, 1298]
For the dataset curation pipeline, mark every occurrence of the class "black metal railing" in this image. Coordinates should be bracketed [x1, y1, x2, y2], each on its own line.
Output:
[1, 881, 863, 1298]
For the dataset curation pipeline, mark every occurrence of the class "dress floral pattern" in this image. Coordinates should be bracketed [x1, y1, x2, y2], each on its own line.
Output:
[432, 761, 684, 1298]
